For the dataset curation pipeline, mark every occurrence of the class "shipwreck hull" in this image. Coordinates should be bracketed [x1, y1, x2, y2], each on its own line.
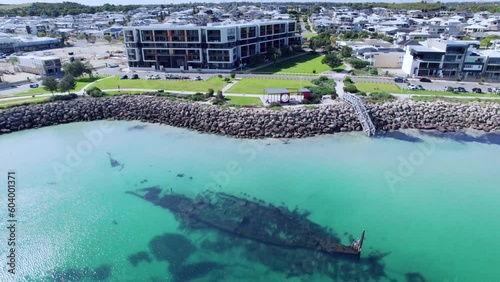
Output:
[127, 187, 364, 258]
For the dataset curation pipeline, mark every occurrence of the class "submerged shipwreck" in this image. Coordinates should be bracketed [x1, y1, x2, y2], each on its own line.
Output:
[127, 187, 365, 259]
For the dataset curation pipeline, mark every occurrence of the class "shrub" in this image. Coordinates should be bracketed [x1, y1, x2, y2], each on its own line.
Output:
[48, 93, 78, 101]
[230, 72, 236, 79]
[207, 88, 214, 97]
[367, 92, 395, 103]
[369, 68, 378, 75]
[86, 86, 105, 97]
[218, 74, 223, 78]
[268, 102, 281, 107]
[224, 77, 231, 82]
[343, 84, 358, 93]
[346, 58, 370, 69]
[343, 76, 353, 84]
[191, 93, 207, 101]
[301, 99, 311, 104]
[318, 75, 329, 82]
[331, 93, 338, 99]
[312, 69, 316, 74]
[212, 97, 225, 105]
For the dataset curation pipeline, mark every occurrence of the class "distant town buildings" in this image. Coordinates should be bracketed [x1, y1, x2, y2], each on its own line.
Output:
[0, 3, 499, 79]
[17, 55, 63, 75]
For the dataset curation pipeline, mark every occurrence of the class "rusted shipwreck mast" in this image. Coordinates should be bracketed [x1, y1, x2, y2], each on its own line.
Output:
[127, 187, 365, 259]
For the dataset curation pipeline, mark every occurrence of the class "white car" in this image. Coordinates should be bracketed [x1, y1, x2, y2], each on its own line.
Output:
[408, 84, 417, 90]
[146, 74, 160, 80]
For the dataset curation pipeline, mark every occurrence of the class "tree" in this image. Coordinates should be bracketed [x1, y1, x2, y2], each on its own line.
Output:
[345, 58, 370, 69]
[480, 35, 500, 48]
[309, 38, 318, 52]
[58, 75, 76, 94]
[83, 61, 95, 77]
[270, 48, 282, 67]
[216, 90, 224, 99]
[104, 34, 112, 43]
[321, 54, 342, 69]
[340, 45, 353, 58]
[42, 76, 58, 94]
[248, 53, 264, 66]
[77, 33, 86, 40]
[63, 61, 86, 77]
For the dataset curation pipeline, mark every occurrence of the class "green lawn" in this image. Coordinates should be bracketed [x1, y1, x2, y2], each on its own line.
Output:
[0, 97, 49, 109]
[93, 76, 229, 93]
[302, 33, 316, 40]
[11, 76, 105, 97]
[253, 53, 330, 75]
[225, 78, 314, 94]
[355, 82, 401, 93]
[226, 96, 263, 106]
[332, 64, 347, 72]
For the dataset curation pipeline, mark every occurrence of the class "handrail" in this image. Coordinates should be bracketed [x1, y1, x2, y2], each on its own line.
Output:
[342, 93, 376, 136]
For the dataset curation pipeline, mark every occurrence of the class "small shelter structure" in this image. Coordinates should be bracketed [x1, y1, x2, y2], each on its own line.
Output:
[265, 88, 291, 104]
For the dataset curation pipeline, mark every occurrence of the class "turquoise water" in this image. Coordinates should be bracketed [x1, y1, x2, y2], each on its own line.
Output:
[0, 121, 499, 282]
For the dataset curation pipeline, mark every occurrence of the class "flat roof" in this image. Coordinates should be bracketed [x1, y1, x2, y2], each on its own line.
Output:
[18, 55, 60, 60]
[265, 88, 289, 94]
[411, 45, 445, 53]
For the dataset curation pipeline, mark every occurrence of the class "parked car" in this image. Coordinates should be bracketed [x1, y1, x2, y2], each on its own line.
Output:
[419, 78, 432, 83]
[68, 52, 74, 55]
[408, 84, 417, 90]
[29, 83, 39, 88]
[166, 74, 181, 79]
[393, 77, 407, 83]
[193, 76, 202, 81]
[416, 85, 425, 90]
[131, 74, 139, 79]
[146, 74, 161, 80]
[120, 75, 128, 80]
[108, 63, 119, 68]
[455, 87, 467, 93]
[445, 86, 454, 91]
[472, 88, 482, 93]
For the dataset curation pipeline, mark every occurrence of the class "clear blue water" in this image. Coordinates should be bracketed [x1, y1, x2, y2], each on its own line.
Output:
[0, 121, 498, 282]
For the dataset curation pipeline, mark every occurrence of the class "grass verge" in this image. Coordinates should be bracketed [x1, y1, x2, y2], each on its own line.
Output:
[92, 76, 229, 93]
[226, 96, 263, 106]
[252, 53, 330, 75]
[225, 78, 314, 94]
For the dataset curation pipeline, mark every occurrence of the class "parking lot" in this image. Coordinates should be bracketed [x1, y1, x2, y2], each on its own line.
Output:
[353, 76, 500, 94]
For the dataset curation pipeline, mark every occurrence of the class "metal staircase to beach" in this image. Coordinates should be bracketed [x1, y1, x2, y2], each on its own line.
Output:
[341, 93, 376, 136]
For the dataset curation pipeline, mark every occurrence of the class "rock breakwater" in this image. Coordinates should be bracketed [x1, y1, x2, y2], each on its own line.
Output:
[0, 96, 497, 138]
